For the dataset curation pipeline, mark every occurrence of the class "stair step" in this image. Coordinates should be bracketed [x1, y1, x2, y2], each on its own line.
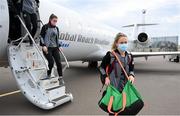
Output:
[40, 76, 58, 81]
[52, 95, 68, 102]
[39, 77, 60, 90]
[46, 85, 66, 101]
[46, 85, 64, 91]
[30, 67, 46, 70]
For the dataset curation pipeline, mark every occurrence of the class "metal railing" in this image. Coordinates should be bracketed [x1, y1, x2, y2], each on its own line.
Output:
[59, 49, 70, 72]
[15, 15, 49, 70]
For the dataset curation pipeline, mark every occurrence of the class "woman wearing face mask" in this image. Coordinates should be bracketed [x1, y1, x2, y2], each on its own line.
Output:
[99, 32, 135, 115]
[40, 14, 62, 79]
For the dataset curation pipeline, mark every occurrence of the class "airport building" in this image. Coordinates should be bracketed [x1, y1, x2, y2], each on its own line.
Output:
[150, 36, 179, 52]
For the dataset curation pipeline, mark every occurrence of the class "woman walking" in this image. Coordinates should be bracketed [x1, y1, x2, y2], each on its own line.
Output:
[99, 32, 137, 115]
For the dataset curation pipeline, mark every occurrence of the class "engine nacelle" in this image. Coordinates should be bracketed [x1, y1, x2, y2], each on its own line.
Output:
[137, 32, 150, 45]
[138, 32, 148, 42]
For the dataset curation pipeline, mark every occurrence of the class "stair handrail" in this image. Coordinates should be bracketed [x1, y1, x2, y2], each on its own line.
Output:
[59, 48, 69, 72]
[16, 15, 49, 70]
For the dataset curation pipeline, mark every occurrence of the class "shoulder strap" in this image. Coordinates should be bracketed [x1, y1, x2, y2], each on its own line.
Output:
[56, 27, 60, 46]
[127, 52, 132, 64]
[111, 51, 129, 80]
[125, 51, 132, 64]
[56, 27, 60, 38]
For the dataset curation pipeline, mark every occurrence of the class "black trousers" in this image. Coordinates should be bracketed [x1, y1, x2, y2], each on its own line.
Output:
[8, 0, 21, 41]
[23, 11, 37, 44]
[43, 47, 63, 77]
[9, 12, 21, 41]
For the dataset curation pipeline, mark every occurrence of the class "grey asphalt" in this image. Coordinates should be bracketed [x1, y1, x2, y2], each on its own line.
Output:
[0, 56, 180, 115]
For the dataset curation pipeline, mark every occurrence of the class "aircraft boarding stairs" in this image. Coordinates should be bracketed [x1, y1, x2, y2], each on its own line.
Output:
[7, 16, 73, 110]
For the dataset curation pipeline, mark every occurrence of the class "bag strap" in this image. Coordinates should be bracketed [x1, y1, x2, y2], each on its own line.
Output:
[116, 92, 126, 114]
[107, 92, 127, 114]
[111, 51, 129, 80]
[107, 96, 114, 114]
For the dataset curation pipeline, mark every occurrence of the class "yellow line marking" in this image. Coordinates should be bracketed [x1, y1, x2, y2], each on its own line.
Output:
[0, 90, 21, 98]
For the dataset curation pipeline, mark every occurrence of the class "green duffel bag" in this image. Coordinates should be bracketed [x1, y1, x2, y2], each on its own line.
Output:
[98, 81, 144, 115]
[98, 51, 144, 115]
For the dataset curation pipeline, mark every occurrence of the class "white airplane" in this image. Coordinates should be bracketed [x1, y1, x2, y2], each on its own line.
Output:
[0, 0, 180, 110]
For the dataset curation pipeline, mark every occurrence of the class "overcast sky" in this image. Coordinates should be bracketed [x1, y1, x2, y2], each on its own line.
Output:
[51, 0, 180, 43]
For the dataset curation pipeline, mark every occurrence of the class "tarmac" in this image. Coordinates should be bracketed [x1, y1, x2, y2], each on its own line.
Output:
[0, 56, 180, 115]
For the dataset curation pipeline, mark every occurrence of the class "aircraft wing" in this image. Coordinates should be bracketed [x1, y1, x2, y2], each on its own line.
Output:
[131, 51, 180, 57]
[122, 23, 159, 28]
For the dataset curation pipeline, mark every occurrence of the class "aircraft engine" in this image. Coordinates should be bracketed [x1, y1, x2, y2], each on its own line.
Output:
[137, 32, 150, 45]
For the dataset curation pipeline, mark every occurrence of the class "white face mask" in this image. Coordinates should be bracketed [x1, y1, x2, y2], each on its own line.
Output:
[117, 43, 128, 52]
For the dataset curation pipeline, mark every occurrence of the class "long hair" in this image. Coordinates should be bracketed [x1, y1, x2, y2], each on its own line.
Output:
[112, 32, 127, 50]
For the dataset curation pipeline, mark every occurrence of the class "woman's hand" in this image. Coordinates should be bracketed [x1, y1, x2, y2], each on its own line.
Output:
[105, 77, 110, 86]
[59, 47, 63, 52]
[129, 75, 135, 84]
[42, 46, 48, 54]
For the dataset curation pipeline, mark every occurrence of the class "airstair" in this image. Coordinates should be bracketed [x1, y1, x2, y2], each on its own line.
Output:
[7, 15, 73, 110]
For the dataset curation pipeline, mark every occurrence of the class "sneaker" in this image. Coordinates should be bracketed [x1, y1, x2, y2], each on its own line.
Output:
[58, 76, 64, 85]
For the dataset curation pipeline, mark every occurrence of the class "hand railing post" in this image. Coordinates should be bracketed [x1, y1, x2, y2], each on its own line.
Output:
[59, 48, 69, 72]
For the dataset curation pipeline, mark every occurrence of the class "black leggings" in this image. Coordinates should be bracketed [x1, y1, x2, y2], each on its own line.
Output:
[23, 11, 37, 44]
[43, 47, 63, 77]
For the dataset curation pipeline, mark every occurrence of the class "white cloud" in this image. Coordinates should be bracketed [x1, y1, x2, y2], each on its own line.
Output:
[162, 15, 180, 23]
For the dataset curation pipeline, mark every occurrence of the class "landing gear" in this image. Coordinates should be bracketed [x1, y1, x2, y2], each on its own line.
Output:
[169, 55, 179, 63]
[88, 61, 98, 68]
[145, 56, 148, 61]
[174, 56, 179, 63]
